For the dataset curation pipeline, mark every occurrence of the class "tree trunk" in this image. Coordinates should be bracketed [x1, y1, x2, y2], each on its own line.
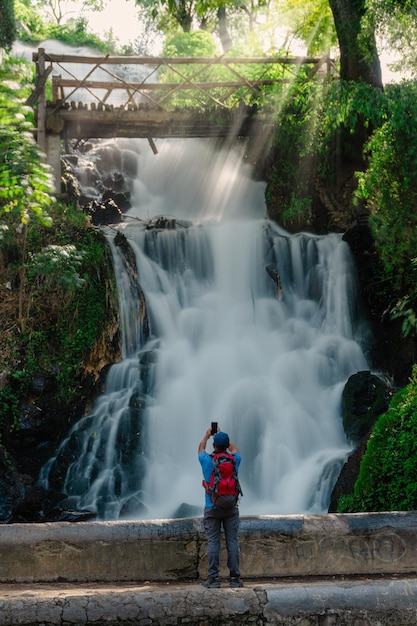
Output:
[176, 0, 192, 32]
[329, 0, 383, 88]
[217, 6, 232, 52]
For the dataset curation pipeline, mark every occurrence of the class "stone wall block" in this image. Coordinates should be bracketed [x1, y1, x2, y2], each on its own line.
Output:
[0, 513, 417, 583]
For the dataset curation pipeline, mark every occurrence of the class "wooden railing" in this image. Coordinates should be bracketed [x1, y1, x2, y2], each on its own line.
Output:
[33, 49, 334, 108]
[30, 49, 336, 149]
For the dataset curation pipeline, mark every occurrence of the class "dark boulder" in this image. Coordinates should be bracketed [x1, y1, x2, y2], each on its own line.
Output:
[342, 370, 391, 444]
[86, 199, 122, 225]
[102, 189, 131, 212]
[328, 434, 370, 513]
[146, 216, 177, 230]
[328, 371, 392, 512]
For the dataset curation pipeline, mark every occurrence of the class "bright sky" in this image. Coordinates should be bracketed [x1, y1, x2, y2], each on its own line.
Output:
[64, 0, 402, 83]
[82, 0, 144, 45]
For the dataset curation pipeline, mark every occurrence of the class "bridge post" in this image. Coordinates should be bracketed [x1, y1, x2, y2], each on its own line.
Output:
[36, 48, 47, 155]
[32, 49, 62, 192]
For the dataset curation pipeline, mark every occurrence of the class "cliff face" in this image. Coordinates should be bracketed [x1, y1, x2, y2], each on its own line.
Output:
[0, 227, 121, 523]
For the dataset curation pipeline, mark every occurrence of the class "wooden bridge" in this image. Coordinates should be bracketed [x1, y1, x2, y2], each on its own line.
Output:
[30, 48, 335, 187]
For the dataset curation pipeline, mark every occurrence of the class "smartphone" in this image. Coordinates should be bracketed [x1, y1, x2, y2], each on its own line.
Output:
[211, 422, 218, 436]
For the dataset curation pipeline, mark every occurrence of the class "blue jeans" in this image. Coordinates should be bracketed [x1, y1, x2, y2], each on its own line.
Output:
[203, 507, 240, 579]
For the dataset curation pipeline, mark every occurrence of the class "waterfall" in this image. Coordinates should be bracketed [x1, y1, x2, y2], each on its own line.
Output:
[40, 138, 371, 520]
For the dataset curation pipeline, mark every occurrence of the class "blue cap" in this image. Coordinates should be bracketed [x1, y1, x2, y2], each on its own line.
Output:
[213, 431, 229, 448]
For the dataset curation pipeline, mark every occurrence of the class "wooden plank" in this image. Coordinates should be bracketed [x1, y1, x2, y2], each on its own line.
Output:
[52, 78, 282, 92]
[52, 100, 276, 138]
[33, 53, 323, 66]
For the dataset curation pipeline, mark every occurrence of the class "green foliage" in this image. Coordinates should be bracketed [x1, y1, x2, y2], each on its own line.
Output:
[277, 0, 337, 55]
[336, 494, 356, 513]
[0, 53, 55, 328]
[391, 260, 417, 337]
[45, 19, 119, 53]
[356, 81, 417, 267]
[159, 31, 294, 110]
[355, 80, 417, 334]
[364, 0, 417, 77]
[14, 0, 49, 41]
[265, 77, 326, 224]
[0, 53, 116, 412]
[14, 0, 117, 53]
[0, 56, 54, 228]
[0, 0, 16, 50]
[318, 80, 387, 143]
[1, 203, 116, 407]
[54, 240, 114, 401]
[0, 371, 29, 424]
[315, 80, 387, 180]
[26, 244, 86, 290]
[162, 29, 219, 57]
[29, 230, 115, 402]
[266, 75, 388, 226]
[338, 366, 417, 512]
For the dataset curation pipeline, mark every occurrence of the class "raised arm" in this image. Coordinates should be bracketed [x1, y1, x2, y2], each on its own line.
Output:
[198, 427, 212, 453]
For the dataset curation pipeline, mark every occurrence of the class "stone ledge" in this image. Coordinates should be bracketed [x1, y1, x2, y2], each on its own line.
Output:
[1, 512, 417, 583]
[0, 577, 417, 625]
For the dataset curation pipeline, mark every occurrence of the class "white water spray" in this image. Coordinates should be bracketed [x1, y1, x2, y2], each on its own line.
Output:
[40, 138, 371, 520]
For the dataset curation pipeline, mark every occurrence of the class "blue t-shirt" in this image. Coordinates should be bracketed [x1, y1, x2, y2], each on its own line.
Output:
[198, 450, 241, 509]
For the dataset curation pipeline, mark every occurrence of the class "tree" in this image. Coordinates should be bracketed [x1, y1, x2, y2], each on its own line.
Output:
[133, 0, 272, 52]
[365, 0, 417, 77]
[0, 0, 16, 50]
[278, 0, 337, 55]
[328, 0, 382, 88]
[33, 0, 104, 26]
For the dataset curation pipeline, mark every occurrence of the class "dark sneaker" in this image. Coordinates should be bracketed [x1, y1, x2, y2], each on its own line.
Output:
[202, 577, 221, 588]
[229, 577, 243, 588]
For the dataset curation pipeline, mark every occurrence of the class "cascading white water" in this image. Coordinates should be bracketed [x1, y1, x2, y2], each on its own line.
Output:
[40, 138, 371, 520]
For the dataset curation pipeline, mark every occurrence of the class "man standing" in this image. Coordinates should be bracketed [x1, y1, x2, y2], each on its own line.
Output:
[198, 427, 243, 588]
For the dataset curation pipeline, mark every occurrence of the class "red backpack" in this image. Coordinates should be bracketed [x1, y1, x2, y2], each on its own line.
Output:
[203, 452, 242, 510]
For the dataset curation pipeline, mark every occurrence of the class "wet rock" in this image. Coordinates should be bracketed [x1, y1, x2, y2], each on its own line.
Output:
[31, 371, 57, 396]
[328, 434, 370, 512]
[96, 144, 123, 172]
[328, 371, 392, 512]
[45, 508, 96, 523]
[121, 149, 138, 177]
[16, 402, 43, 432]
[173, 503, 203, 518]
[119, 496, 148, 518]
[86, 199, 122, 225]
[146, 216, 176, 230]
[100, 172, 125, 192]
[0, 470, 25, 522]
[342, 370, 391, 444]
[102, 189, 131, 212]
[61, 160, 82, 206]
[63, 154, 78, 166]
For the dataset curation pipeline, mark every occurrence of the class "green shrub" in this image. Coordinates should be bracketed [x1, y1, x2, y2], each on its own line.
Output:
[0, 0, 16, 50]
[355, 80, 417, 337]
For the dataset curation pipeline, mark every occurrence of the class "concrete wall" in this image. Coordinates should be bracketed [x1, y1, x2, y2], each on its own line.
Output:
[1, 512, 416, 583]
